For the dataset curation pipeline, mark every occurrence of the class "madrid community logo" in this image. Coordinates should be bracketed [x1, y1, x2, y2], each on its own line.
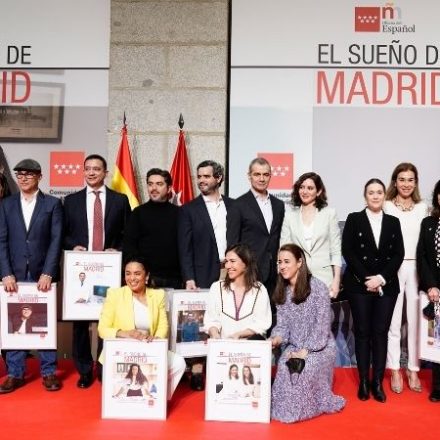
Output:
[355, 2, 415, 34]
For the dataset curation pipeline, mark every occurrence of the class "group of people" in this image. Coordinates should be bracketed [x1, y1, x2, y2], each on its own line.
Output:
[0, 153, 439, 424]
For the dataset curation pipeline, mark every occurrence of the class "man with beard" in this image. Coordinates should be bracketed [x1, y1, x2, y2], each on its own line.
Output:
[178, 160, 234, 290]
[123, 168, 182, 288]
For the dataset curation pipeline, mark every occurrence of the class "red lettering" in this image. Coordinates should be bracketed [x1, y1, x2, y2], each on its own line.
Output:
[316, 71, 344, 104]
[347, 72, 370, 104]
[372, 71, 393, 104]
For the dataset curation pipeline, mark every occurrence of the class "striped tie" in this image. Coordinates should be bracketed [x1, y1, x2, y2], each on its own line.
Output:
[92, 190, 104, 251]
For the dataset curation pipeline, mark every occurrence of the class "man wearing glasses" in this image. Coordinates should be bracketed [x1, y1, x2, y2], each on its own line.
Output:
[0, 159, 63, 394]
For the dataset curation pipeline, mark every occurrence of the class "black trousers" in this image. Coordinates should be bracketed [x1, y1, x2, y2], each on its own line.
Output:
[72, 321, 103, 376]
[348, 292, 397, 383]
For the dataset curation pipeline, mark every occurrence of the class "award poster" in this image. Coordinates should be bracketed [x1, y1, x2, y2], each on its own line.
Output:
[205, 339, 271, 423]
[102, 339, 168, 420]
[63, 250, 122, 320]
[0, 283, 57, 350]
[419, 292, 440, 363]
[170, 290, 209, 357]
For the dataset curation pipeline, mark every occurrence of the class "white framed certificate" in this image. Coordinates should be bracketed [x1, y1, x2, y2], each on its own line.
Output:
[205, 339, 272, 423]
[419, 291, 440, 363]
[0, 283, 57, 350]
[102, 338, 168, 420]
[62, 250, 122, 320]
[170, 290, 209, 357]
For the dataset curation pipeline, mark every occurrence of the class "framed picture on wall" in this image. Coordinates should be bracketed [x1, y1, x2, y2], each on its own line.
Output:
[101, 338, 168, 420]
[205, 339, 272, 423]
[0, 283, 57, 350]
[0, 81, 64, 143]
[62, 250, 122, 321]
[169, 290, 210, 357]
[419, 291, 440, 363]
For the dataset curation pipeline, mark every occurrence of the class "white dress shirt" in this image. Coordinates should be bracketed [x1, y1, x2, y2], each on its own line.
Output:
[20, 190, 39, 231]
[251, 189, 273, 232]
[203, 195, 227, 261]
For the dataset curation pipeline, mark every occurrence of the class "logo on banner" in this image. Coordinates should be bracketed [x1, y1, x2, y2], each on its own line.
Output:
[354, 3, 415, 34]
[257, 153, 294, 190]
[50, 151, 84, 187]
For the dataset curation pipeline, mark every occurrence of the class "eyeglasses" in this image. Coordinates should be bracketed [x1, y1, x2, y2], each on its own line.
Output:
[15, 172, 38, 180]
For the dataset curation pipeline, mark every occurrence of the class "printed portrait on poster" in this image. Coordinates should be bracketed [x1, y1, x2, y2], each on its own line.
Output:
[170, 290, 209, 357]
[0, 283, 57, 349]
[419, 292, 440, 363]
[102, 339, 168, 420]
[205, 339, 271, 423]
[63, 250, 122, 320]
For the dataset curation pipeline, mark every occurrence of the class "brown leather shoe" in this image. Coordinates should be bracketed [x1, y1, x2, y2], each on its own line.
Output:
[42, 374, 61, 391]
[0, 376, 25, 394]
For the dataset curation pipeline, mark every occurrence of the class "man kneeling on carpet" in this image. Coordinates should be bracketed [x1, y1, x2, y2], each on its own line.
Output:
[270, 244, 345, 423]
[98, 257, 185, 400]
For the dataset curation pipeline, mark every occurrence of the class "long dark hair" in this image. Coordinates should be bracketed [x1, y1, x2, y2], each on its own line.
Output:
[223, 243, 259, 292]
[385, 162, 421, 202]
[242, 365, 254, 385]
[291, 172, 328, 210]
[125, 363, 148, 385]
[431, 180, 440, 218]
[0, 173, 11, 199]
[272, 244, 312, 305]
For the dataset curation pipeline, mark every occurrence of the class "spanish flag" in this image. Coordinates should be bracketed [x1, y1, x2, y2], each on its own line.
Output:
[111, 118, 140, 209]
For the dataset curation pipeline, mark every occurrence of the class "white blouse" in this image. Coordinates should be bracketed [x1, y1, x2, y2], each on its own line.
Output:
[384, 200, 428, 260]
[204, 281, 272, 338]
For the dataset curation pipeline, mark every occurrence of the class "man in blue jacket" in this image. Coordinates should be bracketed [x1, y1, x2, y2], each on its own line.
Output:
[0, 159, 63, 394]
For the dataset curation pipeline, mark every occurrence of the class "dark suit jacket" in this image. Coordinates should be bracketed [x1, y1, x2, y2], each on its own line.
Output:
[341, 209, 404, 296]
[0, 191, 63, 281]
[226, 190, 285, 285]
[63, 186, 131, 251]
[178, 194, 234, 288]
[417, 216, 440, 291]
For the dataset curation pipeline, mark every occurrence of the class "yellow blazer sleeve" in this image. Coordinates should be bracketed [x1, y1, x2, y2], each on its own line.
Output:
[98, 287, 122, 339]
[148, 288, 169, 339]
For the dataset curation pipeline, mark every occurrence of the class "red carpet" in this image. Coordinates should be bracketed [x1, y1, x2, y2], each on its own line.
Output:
[0, 359, 436, 440]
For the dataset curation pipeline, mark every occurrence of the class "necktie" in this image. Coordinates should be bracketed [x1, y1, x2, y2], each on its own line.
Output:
[92, 191, 104, 251]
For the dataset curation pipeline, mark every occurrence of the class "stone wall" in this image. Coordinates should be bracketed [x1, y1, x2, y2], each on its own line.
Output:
[108, 0, 229, 200]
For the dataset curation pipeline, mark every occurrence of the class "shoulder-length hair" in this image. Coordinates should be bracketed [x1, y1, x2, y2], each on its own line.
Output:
[272, 244, 312, 305]
[126, 363, 148, 385]
[223, 243, 260, 292]
[291, 172, 328, 210]
[385, 162, 421, 202]
[431, 180, 440, 218]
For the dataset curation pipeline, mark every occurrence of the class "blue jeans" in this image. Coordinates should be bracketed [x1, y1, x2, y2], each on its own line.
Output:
[6, 350, 57, 378]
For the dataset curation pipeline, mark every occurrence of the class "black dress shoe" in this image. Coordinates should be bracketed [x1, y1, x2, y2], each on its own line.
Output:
[43, 374, 62, 391]
[190, 373, 204, 391]
[357, 379, 370, 401]
[0, 376, 25, 394]
[371, 381, 386, 403]
[429, 390, 440, 402]
[77, 373, 93, 389]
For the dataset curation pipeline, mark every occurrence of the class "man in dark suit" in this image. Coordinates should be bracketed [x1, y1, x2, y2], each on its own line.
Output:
[178, 160, 234, 290]
[227, 157, 285, 296]
[63, 154, 131, 388]
[0, 159, 63, 394]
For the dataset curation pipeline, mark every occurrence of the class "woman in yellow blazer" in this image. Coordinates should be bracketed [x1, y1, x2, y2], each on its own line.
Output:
[281, 172, 342, 298]
[98, 257, 185, 399]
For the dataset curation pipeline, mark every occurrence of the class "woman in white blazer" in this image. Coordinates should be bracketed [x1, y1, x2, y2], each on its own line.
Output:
[280, 172, 341, 298]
